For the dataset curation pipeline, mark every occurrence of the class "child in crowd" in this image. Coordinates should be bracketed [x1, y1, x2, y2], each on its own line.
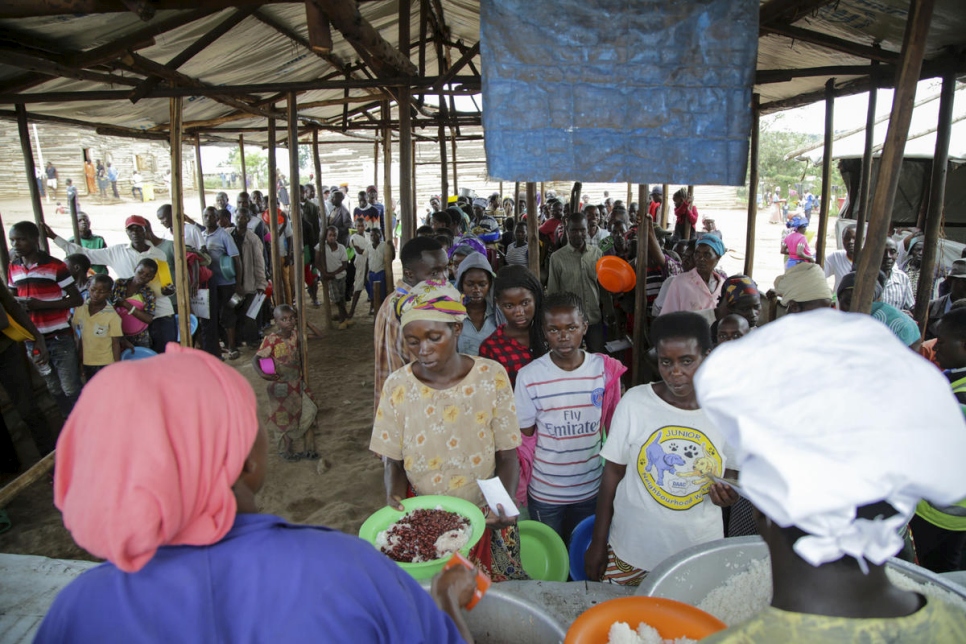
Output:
[714, 313, 750, 346]
[366, 227, 392, 314]
[514, 292, 625, 543]
[66, 254, 92, 302]
[252, 305, 320, 462]
[505, 222, 529, 267]
[72, 274, 122, 381]
[317, 226, 351, 329]
[348, 219, 370, 319]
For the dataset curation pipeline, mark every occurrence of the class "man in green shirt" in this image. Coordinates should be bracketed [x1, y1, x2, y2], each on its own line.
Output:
[68, 213, 107, 274]
[547, 212, 604, 352]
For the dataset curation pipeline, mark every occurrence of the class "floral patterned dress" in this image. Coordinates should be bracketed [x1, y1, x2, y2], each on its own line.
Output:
[370, 357, 528, 581]
[255, 332, 316, 441]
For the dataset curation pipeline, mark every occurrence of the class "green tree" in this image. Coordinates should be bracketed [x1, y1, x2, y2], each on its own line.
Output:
[227, 147, 268, 190]
[756, 116, 845, 210]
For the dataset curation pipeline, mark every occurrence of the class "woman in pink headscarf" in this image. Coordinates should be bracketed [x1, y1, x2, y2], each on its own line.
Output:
[37, 346, 476, 643]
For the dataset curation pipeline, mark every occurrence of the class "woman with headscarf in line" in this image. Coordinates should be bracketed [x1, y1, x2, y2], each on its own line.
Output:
[479, 266, 547, 509]
[711, 275, 761, 339]
[781, 216, 814, 270]
[37, 345, 478, 644]
[455, 252, 497, 357]
[697, 310, 966, 643]
[659, 235, 727, 323]
[371, 280, 528, 582]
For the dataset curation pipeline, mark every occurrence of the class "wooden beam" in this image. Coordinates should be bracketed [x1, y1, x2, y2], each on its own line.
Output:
[760, 24, 900, 64]
[0, 451, 55, 509]
[526, 182, 540, 278]
[267, 109, 283, 308]
[760, 0, 838, 27]
[399, 89, 414, 245]
[756, 64, 887, 85]
[194, 137, 205, 213]
[239, 135, 247, 190]
[745, 94, 760, 278]
[853, 61, 879, 263]
[253, 8, 349, 76]
[660, 183, 669, 228]
[0, 49, 143, 87]
[15, 105, 47, 253]
[382, 101, 393, 242]
[288, 93, 309, 383]
[75, 9, 216, 68]
[914, 71, 956, 332]
[816, 79, 834, 267]
[0, 0, 290, 18]
[318, 0, 418, 77]
[852, 0, 934, 315]
[0, 211, 9, 285]
[433, 41, 479, 90]
[129, 7, 256, 103]
[169, 97, 192, 347]
[632, 183, 650, 386]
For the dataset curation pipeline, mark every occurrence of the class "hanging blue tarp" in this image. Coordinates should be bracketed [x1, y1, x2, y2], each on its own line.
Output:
[481, 0, 758, 185]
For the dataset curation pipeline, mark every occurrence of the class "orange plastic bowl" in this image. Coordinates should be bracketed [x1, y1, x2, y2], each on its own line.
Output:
[596, 255, 636, 293]
[564, 596, 726, 643]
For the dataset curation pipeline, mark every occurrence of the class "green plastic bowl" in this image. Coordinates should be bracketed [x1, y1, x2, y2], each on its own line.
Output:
[519, 520, 570, 581]
[359, 495, 486, 580]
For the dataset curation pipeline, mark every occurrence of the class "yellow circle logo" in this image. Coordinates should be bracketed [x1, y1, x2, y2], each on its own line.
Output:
[636, 426, 722, 511]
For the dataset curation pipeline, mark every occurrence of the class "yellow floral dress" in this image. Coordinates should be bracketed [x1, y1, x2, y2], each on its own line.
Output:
[370, 357, 527, 580]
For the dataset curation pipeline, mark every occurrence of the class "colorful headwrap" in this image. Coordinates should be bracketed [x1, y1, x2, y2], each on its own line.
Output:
[396, 280, 467, 329]
[720, 275, 760, 309]
[696, 235, 726, 258]
[870, 302, 921, 347]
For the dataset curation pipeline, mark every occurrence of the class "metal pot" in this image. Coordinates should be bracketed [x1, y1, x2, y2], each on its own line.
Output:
[228, 292, 244, 308]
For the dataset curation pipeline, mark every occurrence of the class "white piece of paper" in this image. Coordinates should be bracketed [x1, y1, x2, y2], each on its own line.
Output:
[604, 336, 632, 353]
[246, 291, 267, 319]
[476, 477, 520, 518]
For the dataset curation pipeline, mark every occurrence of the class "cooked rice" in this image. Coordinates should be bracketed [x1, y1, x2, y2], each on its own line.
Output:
[607, 621, 697, 644]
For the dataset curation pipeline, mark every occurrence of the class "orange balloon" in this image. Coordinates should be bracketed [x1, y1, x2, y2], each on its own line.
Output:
[565, 596, 726, 643]
[596, 255, 636, 293]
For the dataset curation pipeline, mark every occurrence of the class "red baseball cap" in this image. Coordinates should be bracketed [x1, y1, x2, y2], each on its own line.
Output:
[124, 215, 148, 229]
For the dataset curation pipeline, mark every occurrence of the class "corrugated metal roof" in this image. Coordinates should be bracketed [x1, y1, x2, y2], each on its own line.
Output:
[0, 0, 963, 144]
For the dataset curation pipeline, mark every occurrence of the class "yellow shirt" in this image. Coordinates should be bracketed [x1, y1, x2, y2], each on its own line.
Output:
[72, 303, 122, 366]
[370, 358, 521, 506]
[703, 597, 966, 644]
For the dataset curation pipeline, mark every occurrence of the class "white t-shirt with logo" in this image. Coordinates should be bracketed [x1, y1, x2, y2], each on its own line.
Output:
[600, 383, 734, 571]
[514, 352, 605, 505]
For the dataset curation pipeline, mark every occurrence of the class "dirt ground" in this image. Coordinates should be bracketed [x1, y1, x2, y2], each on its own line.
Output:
[0, 303, 386, 562]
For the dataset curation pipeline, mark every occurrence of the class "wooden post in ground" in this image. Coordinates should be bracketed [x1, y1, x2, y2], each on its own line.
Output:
[852, 0, 935, 314]
[312, 128, 334, 330]
[626, 183, 633, 209]
[660, 183, 670, 229]
[853, 59, 879, 263]
[914, 71, 956, 333]
[816, 79, 835, 267]
[15, 104, 47, 252]
[744, 94, 760, 278]
[169, 97, 192, 346]
[439, 119, 449, 202]
[68, 188, 81, 247]
[373, 140, 379, 188]
[526, 182, 539, 278]
[451, 136, 459, 197]
[514, 181, 520, 217]
[238, 134, 247, 191]
[0, 211, 9, 284]
[632, 183, 650, 386]
[267, 107, 283, 307]
[399, 91, 414, 245]
[194, 137, 205, 214]
[412, 141, 418, 221]
[287, 93, 309, 383]
[383, 101, 393, 245]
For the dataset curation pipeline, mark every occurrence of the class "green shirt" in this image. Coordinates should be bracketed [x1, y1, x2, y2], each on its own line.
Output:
[69, 235, 107, 274]
[547, 244, 603, 324]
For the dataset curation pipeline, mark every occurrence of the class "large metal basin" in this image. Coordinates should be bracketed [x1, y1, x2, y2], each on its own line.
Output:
[421, 582, 566, 643]
[636, 536, 966, 605]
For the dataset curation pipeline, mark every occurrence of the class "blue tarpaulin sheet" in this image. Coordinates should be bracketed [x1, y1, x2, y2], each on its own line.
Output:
[481, 0, 758, 185]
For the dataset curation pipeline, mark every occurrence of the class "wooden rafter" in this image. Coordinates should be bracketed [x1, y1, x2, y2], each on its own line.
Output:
[253, 9, 350, 76]
[318, 0, 418, 77]
[0, 49, 143, 87]
[761, 24, 901, 64]
[759, 0, 838, 27]
[433, 41, 479, 90]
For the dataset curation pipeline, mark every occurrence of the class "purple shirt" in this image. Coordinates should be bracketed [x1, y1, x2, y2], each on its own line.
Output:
[37, 513, 463, 643]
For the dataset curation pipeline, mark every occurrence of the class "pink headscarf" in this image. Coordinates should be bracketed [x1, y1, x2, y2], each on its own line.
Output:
[54, 344, 259, 573]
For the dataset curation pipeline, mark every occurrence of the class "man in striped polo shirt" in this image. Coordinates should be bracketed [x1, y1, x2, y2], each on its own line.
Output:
[8, 221, 83, 417]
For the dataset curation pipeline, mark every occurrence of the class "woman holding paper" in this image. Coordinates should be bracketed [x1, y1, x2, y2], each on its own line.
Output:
[370, 280, 528, 581]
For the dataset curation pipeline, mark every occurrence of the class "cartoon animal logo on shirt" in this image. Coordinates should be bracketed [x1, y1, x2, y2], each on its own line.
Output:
[637, 426, 722, 511]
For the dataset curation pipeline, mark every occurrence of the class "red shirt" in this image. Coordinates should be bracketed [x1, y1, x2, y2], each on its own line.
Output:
[8, 252, 74, 335]
[478, 325, 534, 387]
[647, 201, 660, 220]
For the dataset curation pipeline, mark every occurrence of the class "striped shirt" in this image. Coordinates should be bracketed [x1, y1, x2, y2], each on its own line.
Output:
[8, 252, 74, 335]
[882, 268, 915, 311]
[504, 242, 528, 266]
[514, 352, 605, 505]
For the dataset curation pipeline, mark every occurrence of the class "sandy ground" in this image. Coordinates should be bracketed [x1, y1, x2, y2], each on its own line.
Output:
[0, 190, 839, 561]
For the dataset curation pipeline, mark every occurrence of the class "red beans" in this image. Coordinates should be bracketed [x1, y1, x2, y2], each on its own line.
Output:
[381, 509, 469, 563]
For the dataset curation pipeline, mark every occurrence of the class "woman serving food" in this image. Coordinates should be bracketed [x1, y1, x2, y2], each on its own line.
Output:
[371, 280, 528, 581]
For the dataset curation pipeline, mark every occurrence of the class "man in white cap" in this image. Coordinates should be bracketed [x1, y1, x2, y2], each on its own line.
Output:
[697, 310, 966, 641]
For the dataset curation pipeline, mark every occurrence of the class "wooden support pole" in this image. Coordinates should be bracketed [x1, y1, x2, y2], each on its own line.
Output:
[660, 183, 670, 229]
[412, 140, 418, 223]
[514, 181, 521, 216]
[632, 183, 650, 386]
[915, 71, 956, 332]
[745, 94, 761, 278]
[267, 108, 283, 307]
[0, 450, 55, 509]
[169, 97, 192, 346]
[68, 188, 81, 248]
[451, 135, 458, 196]
[382, 101, 393, 242]
[0, 211, 9, 285]
[288, 94, 309, 383]
[194, 137, 205, 214]
[439, 120, 449, 202]
[540, 182, 545, 211]
[15, 104, 47, 253]
[312, 128, 334, 330]
[852, 0, 934, 315]
[399, 90, 415, 245]
[373, 140, 379, 188]
[239, 134, 247, 190]
[626, 183, 633, 210]
[854, 59, 879, 263]
[526, 182, 540, 278]
[816, 79, 835, 267]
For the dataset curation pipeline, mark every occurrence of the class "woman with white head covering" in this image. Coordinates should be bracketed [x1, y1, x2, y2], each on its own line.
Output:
[696, 310, 966, 642]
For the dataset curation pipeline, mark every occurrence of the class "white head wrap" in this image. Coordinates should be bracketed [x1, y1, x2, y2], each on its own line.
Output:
[694, 309, 966, 571]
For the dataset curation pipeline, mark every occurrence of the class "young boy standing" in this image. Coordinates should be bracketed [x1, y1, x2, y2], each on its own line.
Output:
[71, 274, 123, 381]
[348, 219, 370, 319]
[317, 226, 351, 329]
[514, 292, 625, 544]
[252, 305, 320, 462]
